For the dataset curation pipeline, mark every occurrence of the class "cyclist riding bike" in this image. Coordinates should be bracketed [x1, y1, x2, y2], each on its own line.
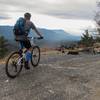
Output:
[13, 12, 43, 69]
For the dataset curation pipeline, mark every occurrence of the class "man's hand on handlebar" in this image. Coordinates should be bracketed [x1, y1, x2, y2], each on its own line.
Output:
[39, 36, 43, 39]
[38, 33, 43, 39]
[34, 36, 43, 40]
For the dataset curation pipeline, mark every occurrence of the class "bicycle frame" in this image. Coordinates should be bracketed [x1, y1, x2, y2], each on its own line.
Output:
[5, 37, 42, 78]
[17, 37, 41, 65]
[17, 57, 23, 66]
[28, 37, 39, 46]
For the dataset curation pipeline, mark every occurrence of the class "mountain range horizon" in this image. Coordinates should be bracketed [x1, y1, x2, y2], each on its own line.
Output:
[0, 25, 81, 47]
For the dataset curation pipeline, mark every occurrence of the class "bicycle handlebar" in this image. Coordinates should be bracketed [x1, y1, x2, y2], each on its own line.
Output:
[28, 36, 43, 40]
[34, 37, 43, 40]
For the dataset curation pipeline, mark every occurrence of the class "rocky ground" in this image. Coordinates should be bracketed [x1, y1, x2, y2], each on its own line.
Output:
[0, 52, 100, 100]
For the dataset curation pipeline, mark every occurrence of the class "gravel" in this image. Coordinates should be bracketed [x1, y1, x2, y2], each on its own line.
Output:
[0, 53, 100, 100]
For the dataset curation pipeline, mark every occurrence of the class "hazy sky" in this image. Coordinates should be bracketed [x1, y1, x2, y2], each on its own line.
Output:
[0, 0, 97, 35]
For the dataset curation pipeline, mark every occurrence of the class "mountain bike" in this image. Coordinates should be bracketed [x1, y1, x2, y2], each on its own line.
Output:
[5, 37, 43, 78]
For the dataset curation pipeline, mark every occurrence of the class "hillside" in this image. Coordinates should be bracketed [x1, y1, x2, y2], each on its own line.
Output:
[0, 26, 81, 47]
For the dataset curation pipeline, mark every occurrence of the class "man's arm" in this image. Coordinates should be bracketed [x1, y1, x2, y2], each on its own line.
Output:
[31, 22, 42, 37]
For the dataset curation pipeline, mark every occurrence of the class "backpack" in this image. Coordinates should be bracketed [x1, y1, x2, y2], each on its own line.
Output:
[13, 17, 26, 36]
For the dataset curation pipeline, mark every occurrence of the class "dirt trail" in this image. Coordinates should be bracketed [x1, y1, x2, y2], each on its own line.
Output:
[0, 53, 100, 100]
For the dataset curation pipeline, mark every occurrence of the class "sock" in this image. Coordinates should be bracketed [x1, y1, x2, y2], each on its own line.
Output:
[25, 51, 32, 62]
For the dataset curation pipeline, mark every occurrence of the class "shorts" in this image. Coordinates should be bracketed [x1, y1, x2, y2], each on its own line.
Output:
[19, 40, 31, 49]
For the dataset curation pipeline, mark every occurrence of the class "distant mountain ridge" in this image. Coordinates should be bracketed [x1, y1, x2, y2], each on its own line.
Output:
[0, 26, 81, 47]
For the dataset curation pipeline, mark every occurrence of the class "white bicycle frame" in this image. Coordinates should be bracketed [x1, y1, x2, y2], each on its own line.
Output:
[17, 37, 40, 66]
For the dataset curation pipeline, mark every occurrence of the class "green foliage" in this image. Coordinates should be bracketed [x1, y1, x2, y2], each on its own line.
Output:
[80, 30, 94, 47]
[95, 36, 100, 42]
[0, 36, 8, 58]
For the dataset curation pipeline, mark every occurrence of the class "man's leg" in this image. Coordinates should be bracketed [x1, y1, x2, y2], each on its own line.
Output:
[19, 41, 24, 56]
[23, 40, 32, 69]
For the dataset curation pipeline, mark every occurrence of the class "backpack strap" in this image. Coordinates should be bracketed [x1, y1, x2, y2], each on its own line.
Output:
[18, 17, 26, 33]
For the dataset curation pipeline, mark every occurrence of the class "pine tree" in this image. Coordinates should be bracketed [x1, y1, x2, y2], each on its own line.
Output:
[80, 30, 94, 47]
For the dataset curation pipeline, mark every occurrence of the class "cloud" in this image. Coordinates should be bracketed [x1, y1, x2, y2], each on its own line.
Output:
[0, 0, 97, 20]
[0, 16, 11, 20]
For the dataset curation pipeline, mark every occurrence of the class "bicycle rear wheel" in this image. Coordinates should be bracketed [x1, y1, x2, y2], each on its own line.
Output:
[5, 52, 23, 78]
[31, 46, 40, 67]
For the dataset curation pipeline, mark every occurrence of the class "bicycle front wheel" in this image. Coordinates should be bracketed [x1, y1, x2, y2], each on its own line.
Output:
[31, 46, 40, 67]
[5, 52, 23, 78]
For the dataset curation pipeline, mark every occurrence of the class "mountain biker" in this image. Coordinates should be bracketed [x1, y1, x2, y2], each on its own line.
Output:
[13, 12, 43, 69]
